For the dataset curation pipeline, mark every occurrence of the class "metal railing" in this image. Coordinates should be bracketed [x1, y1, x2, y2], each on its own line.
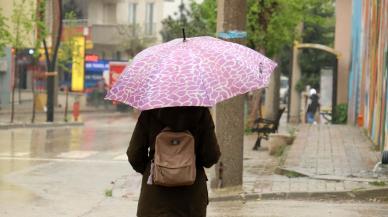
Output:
[63, 19, 88, 26]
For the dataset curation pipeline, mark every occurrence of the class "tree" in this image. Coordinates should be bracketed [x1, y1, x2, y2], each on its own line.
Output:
[58, 11, 80, 122]
[247, 0, 335, 124]
[8, 0, 36, 123]
[31, 0, 49, 123]
[117, 24, 156, 58]
[298, 0, 335, 92]
[246, 0, 304, 126]
[247, 0, 303, 57]
[160, 0, 216, 42]
[63, 0, 82, 19]
[0, 9, 10, 57]
[159, 0, 334, 126]
[40, 0, 63, 122]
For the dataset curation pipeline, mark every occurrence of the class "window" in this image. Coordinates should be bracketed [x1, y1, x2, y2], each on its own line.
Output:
[128, 3, 137, 25]
[103, 3, 117, 24]
[145, 2, 154, 35]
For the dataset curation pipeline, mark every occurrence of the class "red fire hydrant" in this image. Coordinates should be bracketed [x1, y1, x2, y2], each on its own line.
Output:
[72, 99, 80, 121]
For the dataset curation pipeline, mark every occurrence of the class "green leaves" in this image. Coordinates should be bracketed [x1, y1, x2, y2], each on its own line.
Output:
[57, 11, 80, 74]
[0, 0, 47, 60]
[10, 0, 36, 50]
[160, 0, 217, 42]
[0, 9, 10, 57]
[33, 0, 48, 60]
[299, 0, 335, 89]
[247, 0, 303, 56]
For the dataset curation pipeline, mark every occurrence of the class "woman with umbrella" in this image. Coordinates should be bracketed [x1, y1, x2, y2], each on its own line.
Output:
[106, 34, 277, 217]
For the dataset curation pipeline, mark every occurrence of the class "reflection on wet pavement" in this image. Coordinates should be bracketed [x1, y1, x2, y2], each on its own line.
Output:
[0, 112, 135, 211]
[0, 179, 41, 204]
[0, 113, 133, 164]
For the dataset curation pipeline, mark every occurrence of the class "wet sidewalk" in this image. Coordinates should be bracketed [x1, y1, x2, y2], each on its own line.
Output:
[283, 125, 381, 180]
[110, 124, 388, 203]
[209, 124, 387, 202]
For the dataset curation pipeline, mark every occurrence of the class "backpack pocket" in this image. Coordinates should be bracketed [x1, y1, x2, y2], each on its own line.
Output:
[153, 163, 196, 187]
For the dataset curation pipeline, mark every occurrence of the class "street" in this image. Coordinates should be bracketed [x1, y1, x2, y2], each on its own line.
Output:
[0, 112, 139, 216]
[1, 112, 387, 217]
[0, 0, 387, 216]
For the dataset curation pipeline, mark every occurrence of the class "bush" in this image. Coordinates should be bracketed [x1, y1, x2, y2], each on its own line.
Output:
[333, 103, 347, 124]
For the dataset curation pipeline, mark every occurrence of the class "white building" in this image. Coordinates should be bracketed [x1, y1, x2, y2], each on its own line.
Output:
[80, 0, 194, 61]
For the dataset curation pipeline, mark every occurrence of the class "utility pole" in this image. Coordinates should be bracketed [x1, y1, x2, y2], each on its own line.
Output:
[214, 0, 247, 188]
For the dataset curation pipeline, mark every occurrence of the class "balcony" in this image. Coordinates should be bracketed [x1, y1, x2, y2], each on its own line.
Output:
[91, 23, 157, 45]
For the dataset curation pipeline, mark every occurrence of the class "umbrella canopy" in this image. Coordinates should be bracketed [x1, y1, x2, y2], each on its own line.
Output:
[105, 36, 277, 110]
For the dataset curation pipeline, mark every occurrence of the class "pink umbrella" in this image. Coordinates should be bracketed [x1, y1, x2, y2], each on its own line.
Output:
[105, 36, 277, 110]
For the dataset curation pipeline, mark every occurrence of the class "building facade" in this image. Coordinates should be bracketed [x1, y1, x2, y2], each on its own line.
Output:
[348, 0, 388, 148]
[83, 0, 189, 61]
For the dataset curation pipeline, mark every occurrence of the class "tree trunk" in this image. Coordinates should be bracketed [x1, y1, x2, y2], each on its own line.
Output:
[264, 56, 280, 120]
[18, 69, 21, 104]
[64, 85, 69, 122]
[213, 0, 247, 189]
[45, 0, 63, 122]
[31, 70, 36, 123]
[247, 89, 263, 127]
[10, 49, 17, 123]
[289, 23, 304, 124]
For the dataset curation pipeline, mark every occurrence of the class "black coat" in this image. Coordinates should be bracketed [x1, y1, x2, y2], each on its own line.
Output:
[307, 94, 320, 114]
[127, 107, 221, 217]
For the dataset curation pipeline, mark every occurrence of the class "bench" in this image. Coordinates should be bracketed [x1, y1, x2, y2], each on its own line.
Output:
[251, 107, 286, 150]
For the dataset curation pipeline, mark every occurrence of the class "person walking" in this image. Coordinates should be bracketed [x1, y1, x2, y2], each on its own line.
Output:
[105, 36, 277, 216]
[306, 88, 320, 124]
[127, 106, 221, 217]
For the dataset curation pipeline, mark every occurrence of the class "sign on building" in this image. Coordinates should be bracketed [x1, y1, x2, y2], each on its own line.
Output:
[71, 36, 85, 91]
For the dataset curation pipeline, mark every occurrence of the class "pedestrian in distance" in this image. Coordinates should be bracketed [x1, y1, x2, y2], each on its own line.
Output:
[127, 106, 221, 217]
[306, 88, 320, 124]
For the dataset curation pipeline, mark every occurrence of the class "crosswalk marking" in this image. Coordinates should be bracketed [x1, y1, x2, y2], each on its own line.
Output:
[0, 156, 128, 164]
[56, 151, 98, 159]
[113, 154, 127, 160]
[0, 152, 30, 157]
[0, 151, 128, 161]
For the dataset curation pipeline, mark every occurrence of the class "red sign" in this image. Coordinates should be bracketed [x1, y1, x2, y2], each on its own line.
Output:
[85, 54, 99, 62]
[109, 62, 127, 87]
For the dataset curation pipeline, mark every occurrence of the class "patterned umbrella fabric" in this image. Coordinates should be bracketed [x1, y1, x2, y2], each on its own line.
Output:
[105, 36, 277, 110]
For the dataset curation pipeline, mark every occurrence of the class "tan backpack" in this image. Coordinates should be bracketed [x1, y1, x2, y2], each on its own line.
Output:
[147, 127, 196, 187]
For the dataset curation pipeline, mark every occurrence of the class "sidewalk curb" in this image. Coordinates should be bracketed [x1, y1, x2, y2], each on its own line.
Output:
[276, 167, 388, 182]
[209, 187, 388, 202]
[0, 122, 84, 129]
